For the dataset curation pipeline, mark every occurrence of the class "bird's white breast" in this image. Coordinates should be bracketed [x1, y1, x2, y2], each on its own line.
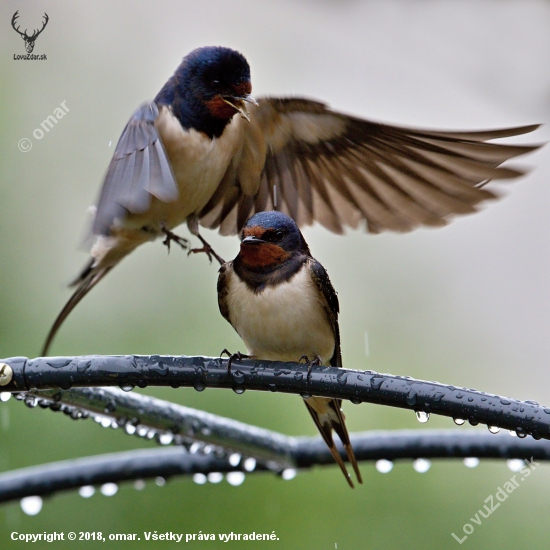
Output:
[153, 107, 243, 228]
[226, 265, 335, 364]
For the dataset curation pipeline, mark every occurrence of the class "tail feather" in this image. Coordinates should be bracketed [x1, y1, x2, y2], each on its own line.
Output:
[330, 400, 363, 484]
[304, 396, 362, 488]
[41, 265, 113, 356]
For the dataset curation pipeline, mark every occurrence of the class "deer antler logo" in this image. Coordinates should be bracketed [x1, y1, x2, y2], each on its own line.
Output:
[12, 11, 49, 54]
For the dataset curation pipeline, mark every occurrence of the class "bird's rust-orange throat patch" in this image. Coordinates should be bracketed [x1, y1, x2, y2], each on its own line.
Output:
[205, 96, 240, 119]
[239, 242, 290, 268]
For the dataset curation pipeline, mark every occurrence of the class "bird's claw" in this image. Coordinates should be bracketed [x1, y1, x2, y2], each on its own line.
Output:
[299, 354, 322, 380]
[190, 234, 226, 266]
[220, 349, 250, 374]
[161, 226, 189, 253]
[188, 244, 222, 265]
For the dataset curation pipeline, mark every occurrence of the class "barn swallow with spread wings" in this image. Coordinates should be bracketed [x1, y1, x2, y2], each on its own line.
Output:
[218, 211, 361, 487]
[42, 45, 540, 355]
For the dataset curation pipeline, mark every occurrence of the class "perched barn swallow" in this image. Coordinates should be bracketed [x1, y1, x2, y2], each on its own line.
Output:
[218, 211, 361, 487]
[42, 45, 541, 355]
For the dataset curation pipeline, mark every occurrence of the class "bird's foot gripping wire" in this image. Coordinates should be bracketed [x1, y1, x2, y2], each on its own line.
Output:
[188, 233, 226, 266]
[220, 349, 251, 374]
[300, 355, 323, 380]
[161, 225, 189, 253]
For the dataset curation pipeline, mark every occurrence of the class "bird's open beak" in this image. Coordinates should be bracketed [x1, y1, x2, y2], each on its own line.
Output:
[220, 94, 258, 122]
[241, 235, 262, 245]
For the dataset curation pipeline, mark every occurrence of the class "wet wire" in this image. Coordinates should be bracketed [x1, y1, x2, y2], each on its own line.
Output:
[0, 429, 548, 504]
[1, 354, 549, 440]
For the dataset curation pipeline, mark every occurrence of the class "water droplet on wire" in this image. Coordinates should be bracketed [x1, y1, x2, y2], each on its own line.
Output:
[243, 457, 256, 472]
[507, 459, 524, 472]
[100, 483, 118, 496]
[20, 496, 42, 516]
[193, 473, 207, 485]
[207, 472, 223, 484]
[79, 486, 95, 498]
[413, 459, 431, 473]
[416, 411, 429, 423]
[282, 469, 297, 480]
[375, 460, 393, 473]
[229, 453, 241, 467]
[226, 471, 246, 486]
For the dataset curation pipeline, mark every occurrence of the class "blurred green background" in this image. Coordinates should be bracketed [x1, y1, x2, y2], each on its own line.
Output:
[1, 0, 549, 548]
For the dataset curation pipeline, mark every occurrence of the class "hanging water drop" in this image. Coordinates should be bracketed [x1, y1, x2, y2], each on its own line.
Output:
[24, 397, 37, 408]
[415, 411, 429, 423]
[0, 392, 11, 402]
[158, 433, 173, 445]
[226, 471, 246, 486]
[243, 457, 256, 472]
[463, 457, 479, 468]
[137, 426, 148, 437]
[20, 496, 42, 516]
[207, 472, 223, 484]
[507, 459, 524, 472]
[119, 384, 135, 392]
[193, 473, 207, 485]
[508, 430, 517, 437]
[100, 483, 118, 496]
[453, 418, 465, 426]
[282, 469, 297, 480]
[375, 460, 393, 474]
[79, 485, 95, 498]
[229, 453, 241, 467]
[413, 458, 431, 473]
[189, 442, 202, 454]
[488, 425, 500, 434]
[125, 424, 137, 435]
[155, 477, 166, 486]
[134, 479, 146, 491]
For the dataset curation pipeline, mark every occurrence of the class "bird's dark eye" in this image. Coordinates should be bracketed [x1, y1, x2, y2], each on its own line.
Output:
[262, 229, 285, 242]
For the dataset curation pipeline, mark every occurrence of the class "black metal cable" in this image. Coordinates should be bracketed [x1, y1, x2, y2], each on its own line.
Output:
[0, 430, 547, 504]
[19, 386, 296, 465]
[1, 355, 548, 440]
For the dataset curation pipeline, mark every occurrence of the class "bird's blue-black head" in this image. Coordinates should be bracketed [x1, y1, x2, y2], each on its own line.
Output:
[237, 211, 310, 272]
[156, 46, 254, 138]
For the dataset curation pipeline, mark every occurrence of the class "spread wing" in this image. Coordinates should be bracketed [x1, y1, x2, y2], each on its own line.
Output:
[93, 101, 178, 236]
[198, 97, 540, 235]
[308, 258, 342, 369]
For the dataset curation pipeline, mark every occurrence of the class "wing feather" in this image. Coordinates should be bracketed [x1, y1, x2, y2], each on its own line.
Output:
[92, 102, 177, 236]
[199, 97, 540, 235]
